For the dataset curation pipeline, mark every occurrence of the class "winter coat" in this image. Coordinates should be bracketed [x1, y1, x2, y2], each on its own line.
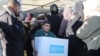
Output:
[77, 16, 100, 50]
[0, 5, 25, 56]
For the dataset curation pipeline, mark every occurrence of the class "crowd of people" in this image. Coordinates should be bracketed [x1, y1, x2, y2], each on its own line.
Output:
[0, 0, 100, 56]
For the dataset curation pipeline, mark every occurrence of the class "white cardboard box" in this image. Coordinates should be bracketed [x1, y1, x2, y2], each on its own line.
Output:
[35, 37, 69, 56]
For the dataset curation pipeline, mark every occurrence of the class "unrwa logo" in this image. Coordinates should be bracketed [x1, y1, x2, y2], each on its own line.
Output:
[49, 45, 64, 53]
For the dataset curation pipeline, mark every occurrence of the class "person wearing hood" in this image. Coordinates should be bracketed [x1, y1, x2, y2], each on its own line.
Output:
[66, 0, 84, 37]
[0, 0, 25, 56]
[47, 4, 63, 37]
[58, 6, 73, 37]
[66, 1, 86, 56]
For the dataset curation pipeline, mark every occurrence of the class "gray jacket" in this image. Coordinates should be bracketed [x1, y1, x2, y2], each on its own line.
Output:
[77, 16, 100, 50]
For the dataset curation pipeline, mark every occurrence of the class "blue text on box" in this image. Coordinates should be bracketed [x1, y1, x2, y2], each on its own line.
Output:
[49, 45, 64, 53]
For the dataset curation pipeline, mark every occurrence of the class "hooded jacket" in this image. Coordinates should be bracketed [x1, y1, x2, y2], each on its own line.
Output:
[48, 4, 63, 36]
[0, 5, 25, 56]
[66, 1, 84, 37]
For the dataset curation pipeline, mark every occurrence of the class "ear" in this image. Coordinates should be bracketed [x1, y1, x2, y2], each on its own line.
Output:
[11, 5, 16, 11]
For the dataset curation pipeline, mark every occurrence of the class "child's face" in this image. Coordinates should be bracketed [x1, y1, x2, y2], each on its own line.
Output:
[42, 23, 51, 32]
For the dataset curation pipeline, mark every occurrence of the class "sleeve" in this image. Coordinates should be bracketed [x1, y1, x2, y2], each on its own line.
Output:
[66, 20, 74, 37]
[58, 19, 68, 36]
[76, 17, 99, 40]
[76, 21, 88, 39]
[69, 15, 81, 27]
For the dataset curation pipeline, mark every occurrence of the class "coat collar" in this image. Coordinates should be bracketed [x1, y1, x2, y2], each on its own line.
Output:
[3, 5, 16, 18]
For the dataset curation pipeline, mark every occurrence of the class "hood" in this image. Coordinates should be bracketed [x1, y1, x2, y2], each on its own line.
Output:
[3, 5, 16, 18]
[50, 4, 58, 14]
[63, 6, 73, 20]
[73, 1, 84, 21]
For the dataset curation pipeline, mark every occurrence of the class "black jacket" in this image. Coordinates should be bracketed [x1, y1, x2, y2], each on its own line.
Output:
[0, 7, 25, 56]
[47, 14, 62, 36]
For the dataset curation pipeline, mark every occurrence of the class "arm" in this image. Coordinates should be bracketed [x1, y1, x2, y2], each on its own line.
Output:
[76, 16, 100, 40]
[32, 40, 38, 56]
[66, 20, 74, 37]
[58, 19, 68, 36]
[76, 21, 88, 39]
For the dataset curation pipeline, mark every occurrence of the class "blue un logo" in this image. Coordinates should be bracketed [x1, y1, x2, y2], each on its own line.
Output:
[49, 45, 64, 53]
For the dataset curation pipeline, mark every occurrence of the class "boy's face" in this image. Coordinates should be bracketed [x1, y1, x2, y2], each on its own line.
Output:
[42, 23, 51, 32]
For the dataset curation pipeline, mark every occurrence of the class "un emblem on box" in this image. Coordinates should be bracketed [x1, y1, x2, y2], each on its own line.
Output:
[50, 45, 64, 53]
[35, 37, 69, 56]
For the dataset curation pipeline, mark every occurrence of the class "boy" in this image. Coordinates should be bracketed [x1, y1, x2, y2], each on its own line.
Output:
[32, 21, 56, 56]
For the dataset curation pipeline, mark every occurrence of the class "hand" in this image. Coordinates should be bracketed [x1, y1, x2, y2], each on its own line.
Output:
[33, 50, 38, 56]
[23, 23, 28, 27]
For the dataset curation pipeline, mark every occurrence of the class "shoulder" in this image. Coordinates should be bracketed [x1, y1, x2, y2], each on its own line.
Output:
[88, 16, 100, 21]
[35, 29, 44, 35]
[49, 31, 57, 37]
[0, 9, 8, 17]
[36, 29, 43, 33]
[0, 9, 10, 22]
[34, 29, 44, 37]
[49, 31, 54, 34]
[85, 16, 100, 25]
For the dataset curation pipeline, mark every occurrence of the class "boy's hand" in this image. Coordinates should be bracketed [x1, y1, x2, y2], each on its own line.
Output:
[33, 50, 38, 56]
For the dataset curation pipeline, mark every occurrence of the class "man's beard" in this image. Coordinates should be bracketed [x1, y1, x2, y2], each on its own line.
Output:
[14, 11, 20, 17]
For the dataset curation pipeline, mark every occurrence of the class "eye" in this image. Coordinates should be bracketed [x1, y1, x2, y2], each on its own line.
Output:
[45, 25, 48, 27]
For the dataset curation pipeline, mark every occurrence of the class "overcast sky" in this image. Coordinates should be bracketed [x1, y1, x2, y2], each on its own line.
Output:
[0, 0, 8, 9]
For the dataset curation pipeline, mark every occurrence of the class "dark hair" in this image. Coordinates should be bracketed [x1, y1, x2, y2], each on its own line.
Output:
[8, 0, 20, 6]
[30, 13, 34, 17]
[42, 21, 51, 26]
